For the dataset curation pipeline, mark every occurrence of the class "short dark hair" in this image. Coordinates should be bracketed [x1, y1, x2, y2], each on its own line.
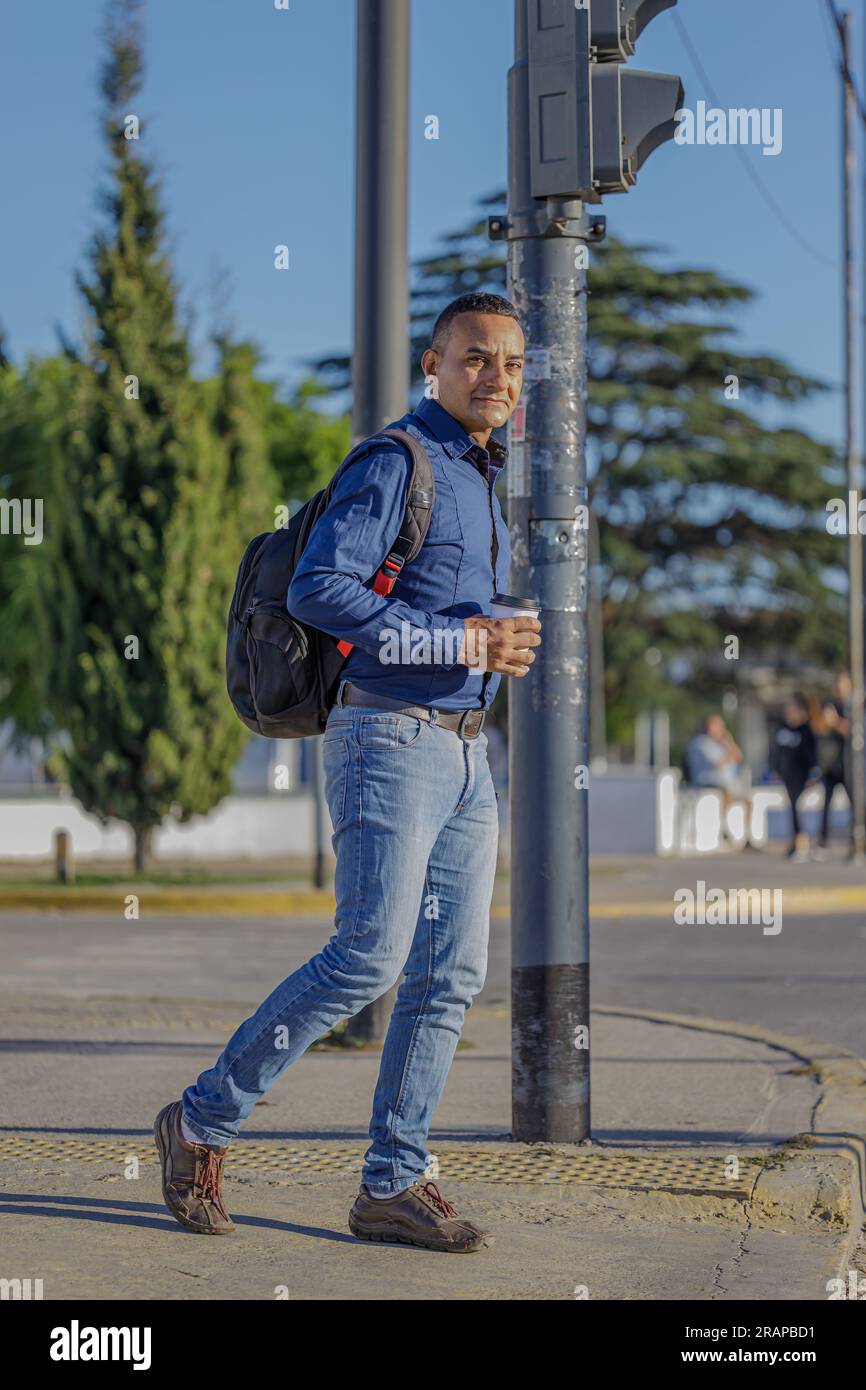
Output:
[430, 293, 521, 354]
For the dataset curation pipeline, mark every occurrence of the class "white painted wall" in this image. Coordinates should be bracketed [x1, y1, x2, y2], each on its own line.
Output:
[0, 772, 852, 864]
[0, 790, 322, 863]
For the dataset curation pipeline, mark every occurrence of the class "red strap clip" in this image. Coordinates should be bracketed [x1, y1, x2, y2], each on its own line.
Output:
[372, 566, 398, 596]
[336, 560, 401, 658]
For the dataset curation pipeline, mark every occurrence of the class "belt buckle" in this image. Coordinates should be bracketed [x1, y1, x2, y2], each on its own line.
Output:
[457, 709, 484, 740]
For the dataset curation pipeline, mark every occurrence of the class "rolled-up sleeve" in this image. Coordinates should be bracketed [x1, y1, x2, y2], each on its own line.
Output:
[287, 444, 467, 665]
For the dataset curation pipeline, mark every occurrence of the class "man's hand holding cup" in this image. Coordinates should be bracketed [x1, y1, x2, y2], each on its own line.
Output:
[458, 593, 542, 677]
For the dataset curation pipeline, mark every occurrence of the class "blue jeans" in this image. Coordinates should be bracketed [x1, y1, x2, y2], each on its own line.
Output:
[181, 693, 500, 1196]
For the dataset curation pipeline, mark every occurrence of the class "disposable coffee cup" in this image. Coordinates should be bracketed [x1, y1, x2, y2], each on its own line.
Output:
[490, 592, 541, 621]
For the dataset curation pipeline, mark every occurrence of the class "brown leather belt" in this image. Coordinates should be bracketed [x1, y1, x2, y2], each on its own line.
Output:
[338, 680, 487, 740]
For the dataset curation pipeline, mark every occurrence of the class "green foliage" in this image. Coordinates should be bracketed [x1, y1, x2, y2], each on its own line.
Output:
[0, 2, 357, 861]
[45, 1, 207, 854]
[586, 236, 843, 733]
[158, 335, 274, 822]
[311, 194, 846, 745]
[263, 380, 351, 510]
[0, 357, 83, 735]
[12, 1, 273, 862]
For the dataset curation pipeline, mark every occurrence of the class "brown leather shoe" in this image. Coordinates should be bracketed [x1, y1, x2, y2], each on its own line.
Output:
[153, 1101, 236, 1235]
[348, 1180, 493, 1252]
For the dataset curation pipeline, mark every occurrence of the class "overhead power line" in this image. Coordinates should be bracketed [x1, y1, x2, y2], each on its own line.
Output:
[671, 9, 838, 271]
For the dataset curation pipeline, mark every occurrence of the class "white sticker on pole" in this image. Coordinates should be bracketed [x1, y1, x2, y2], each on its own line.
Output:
[523, 347, 551, 381]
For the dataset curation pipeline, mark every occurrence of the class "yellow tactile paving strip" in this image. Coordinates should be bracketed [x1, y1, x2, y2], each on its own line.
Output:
[0, 1134, 760, 1197]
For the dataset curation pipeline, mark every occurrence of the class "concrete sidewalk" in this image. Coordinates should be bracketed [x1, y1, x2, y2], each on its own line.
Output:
[1, 981, 864, 1300]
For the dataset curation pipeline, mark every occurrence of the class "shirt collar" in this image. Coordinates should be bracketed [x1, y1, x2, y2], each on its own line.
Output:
[412, 395, 508, 480]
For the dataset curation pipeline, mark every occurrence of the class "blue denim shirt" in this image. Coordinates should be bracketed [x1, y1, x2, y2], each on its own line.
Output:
[287, 395, 511, 711]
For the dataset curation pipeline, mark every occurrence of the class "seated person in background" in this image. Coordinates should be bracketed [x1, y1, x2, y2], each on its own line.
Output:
[685, 714, 753, 846]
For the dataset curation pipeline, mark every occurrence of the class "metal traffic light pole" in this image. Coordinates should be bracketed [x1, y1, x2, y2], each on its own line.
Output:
[497, 0, 603, 1144]
[496, 0, 682, 1142]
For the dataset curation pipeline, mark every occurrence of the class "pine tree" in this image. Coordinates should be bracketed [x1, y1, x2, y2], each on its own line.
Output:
[311, 194, 844, 746]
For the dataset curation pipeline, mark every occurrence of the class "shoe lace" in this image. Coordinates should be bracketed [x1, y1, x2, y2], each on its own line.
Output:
[197, 1149, 229, 1217]
[418, 1181, 458, 1219]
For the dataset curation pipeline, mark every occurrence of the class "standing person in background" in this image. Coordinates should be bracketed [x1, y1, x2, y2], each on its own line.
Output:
[815, 671, 852, 855]
[770, 693, 819, 862]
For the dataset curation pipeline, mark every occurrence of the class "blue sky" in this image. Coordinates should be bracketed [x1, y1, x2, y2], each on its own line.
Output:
[4, 0, 864, 449]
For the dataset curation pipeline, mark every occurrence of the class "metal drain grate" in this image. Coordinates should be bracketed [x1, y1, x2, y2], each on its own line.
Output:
[0, 1134, 760, 1197]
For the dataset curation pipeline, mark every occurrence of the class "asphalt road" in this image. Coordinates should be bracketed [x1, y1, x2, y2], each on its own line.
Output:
[0, 852, 863, 1056]
[591, 913, 866, 1056]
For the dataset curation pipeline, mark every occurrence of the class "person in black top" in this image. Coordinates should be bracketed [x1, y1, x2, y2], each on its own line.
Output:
[816, 671, 852, 851]
[770, 692, 818, 861]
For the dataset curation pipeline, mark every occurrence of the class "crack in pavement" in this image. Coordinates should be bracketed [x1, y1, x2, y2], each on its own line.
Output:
[710, 1202, 753, 1299]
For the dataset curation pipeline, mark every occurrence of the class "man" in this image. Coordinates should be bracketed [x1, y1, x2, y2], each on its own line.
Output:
[154, 292, 541, 1253]
[685, 713, 753, 846]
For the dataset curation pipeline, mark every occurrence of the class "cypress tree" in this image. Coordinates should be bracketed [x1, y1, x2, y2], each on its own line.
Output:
[52, 1, 269, 867]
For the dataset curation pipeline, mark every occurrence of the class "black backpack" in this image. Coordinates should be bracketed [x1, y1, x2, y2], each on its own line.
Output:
[226, 428, 435, 739]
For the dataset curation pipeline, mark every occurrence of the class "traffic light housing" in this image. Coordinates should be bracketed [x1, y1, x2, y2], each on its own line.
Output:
[590, 0, 676, 60]
[526, 0, 684, 200]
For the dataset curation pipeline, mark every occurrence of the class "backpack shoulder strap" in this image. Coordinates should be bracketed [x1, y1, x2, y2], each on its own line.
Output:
[372, 427, 435, 593]
[330, 426, 436, 659]
[327, 426, 434, 594]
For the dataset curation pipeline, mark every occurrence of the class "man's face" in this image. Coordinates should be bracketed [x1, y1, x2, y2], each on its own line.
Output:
[421, 312, 524, 439]
[706, 716, 725, 742]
